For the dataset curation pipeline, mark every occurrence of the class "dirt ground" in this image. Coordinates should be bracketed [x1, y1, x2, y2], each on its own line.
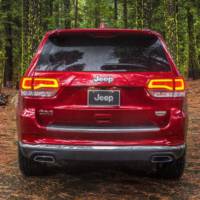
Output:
[0, 80, 200, 200]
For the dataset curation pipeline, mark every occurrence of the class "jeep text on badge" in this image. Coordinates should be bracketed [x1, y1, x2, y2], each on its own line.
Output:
[88, 90, 120, 106]
[93, 76, 113, 83]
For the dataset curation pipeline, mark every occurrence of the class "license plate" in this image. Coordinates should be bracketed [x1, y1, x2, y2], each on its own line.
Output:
[88, 90, 120, 106]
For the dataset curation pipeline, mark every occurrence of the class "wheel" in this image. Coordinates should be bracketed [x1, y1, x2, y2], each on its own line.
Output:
[155, 154, 185, 179]
[18, 146, 46, 177]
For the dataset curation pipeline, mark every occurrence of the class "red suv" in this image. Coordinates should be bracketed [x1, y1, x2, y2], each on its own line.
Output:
[17, 28, 187, 179]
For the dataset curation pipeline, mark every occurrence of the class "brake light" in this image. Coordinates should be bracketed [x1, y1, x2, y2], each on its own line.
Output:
[20, 77, 59, 97]
[147, 78, 185, 98]
[175, 78, 185, 91]
[33, 78, 59, 90]
[21, 77, 32, 90]
[148, 79, 173, 91]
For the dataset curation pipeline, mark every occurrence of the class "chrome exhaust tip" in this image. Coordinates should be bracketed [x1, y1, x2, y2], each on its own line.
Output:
[33, 155, 55, 164]
[151, 155, 174, 163]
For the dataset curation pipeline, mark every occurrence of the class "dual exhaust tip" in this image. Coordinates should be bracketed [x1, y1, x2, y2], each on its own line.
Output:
[33, 155, 55, 164]
[33, 154, 174, 164]
[151, 155, 174, 163]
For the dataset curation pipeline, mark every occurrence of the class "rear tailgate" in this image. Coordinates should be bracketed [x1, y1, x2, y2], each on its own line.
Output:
[19, 30, 185, 145]
[30, 71, 175, 128]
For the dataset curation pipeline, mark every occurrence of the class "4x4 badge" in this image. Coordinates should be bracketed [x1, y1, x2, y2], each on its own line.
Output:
[93, 76, 114, 83]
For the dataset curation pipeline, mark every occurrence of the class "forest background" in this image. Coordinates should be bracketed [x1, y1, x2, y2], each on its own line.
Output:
[0, 0, 199, 88]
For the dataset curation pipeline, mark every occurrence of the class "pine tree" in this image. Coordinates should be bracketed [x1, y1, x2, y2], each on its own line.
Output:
[164, 0, 178, 63]
[123, 0, 128, 28]
[187, 3, 200, 79]
[2, 0, 13, 87]
[114, 0, 118, 26]
[74, 0, 79, 27]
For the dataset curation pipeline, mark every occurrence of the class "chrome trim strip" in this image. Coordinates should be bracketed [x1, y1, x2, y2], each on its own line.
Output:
[46, 125, 160, 133]
[19, 142, 185, 152]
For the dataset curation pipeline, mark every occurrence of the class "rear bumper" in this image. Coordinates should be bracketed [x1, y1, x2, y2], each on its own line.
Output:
[17, 107, 187, 146]
[19, 142, 185, 162]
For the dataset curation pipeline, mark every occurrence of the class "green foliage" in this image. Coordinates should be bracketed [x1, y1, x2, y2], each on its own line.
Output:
[0, 0, 200, 86]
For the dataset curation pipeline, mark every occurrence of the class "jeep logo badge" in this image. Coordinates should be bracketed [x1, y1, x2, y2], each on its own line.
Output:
[93, 76, 114, 83]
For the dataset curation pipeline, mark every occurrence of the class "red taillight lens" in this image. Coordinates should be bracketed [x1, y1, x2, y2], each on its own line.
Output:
[20, 77, 59, 97]
[33, 78, 59, 90]
[21, 77, 33, 90]
[148, 79, 174, 91]
[147, 78, 185, 98]
[175, 78, 185, 91]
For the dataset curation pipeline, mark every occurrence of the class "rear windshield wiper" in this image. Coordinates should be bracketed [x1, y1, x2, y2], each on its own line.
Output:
[64, 63, 85, 71]
[100, 63, 149, 71]
[149, 56, 169, 66]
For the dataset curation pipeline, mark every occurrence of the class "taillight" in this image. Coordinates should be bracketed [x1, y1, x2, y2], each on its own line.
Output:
[21, 77, 32, 90]
[20, 77, 59, 97]
[33, 78, 59, 90]
[147, 78, 185, 98]
[175, 78, 185, 91]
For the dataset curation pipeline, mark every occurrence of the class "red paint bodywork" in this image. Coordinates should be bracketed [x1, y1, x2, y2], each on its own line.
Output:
[17, 28, 187, 146]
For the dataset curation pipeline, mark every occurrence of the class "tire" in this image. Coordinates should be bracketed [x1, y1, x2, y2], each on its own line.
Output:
[18, 147, 46, 177]
[155, 154, 185, 179]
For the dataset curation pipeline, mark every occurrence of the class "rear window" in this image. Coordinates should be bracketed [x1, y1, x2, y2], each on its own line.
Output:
[36, 35, 171, 72]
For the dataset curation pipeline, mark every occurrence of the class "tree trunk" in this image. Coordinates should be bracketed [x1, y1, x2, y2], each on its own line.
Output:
[2, 0, 13, 87]
[123, 0, 128, 28]
[49, 0, 53, 16]
[94, 0, 100, 28]
[74, 0, 78, 27]
[187, 7, 200, 79]
[164, 0, 178, 63]
[31, 0, 42, 51]
[65, 0, 71, 28]
[114, 0, 118, 25]
[21, 0, 29, 75]
[136, 0, 143, 29]
[21, 0, 42, 76]
[4, 22, 13, 87]
[143, 0, 153, 28]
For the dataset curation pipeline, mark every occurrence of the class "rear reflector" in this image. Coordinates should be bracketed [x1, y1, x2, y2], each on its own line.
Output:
[20, 77, 59, 97]
[147, 78, 185, 98]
